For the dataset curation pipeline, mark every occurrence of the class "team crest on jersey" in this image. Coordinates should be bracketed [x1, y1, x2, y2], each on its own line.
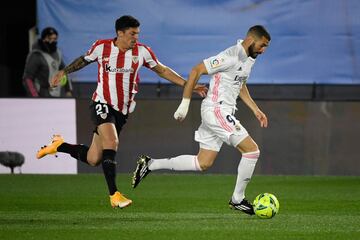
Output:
[210, 57, 224, 69]
[132, 56, 139, 64]
[100, 113, 108, 119]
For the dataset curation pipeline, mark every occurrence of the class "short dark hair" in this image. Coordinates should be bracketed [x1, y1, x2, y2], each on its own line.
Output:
[41, 27, 58, 40]
[115, 15, 140, 32]
[247, 25, 271, 41]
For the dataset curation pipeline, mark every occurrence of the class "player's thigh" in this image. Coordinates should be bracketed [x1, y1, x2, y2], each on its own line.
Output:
[197, 148, 218, 170]
[97, 122, 118, 149]
[89, 101, 120, 149]
[87, 133, 103, 166]
[195, 121, 223, 152]
[236, 136, 259, 153]
[194, 122, 221, 170]
[87, 123, 118, 166]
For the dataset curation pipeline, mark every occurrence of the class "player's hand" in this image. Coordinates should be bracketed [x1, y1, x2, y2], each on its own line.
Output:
[174, 98, 190, 122]
[193, 84, 208, 98]
[254, 109, 268, 128]
[51, 70, 65, 88]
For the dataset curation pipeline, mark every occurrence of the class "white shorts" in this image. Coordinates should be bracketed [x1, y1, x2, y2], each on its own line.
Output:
[194, 105, 249, 152]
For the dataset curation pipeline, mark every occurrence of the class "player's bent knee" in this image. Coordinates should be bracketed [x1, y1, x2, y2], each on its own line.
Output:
[246, 146, 260, 154]
[102, 138, 119, 150]
[199, 161, 213, 171]
[87, 157, 102, 166]
[197, 149, 218, 171]
[232, 135, 259, 153]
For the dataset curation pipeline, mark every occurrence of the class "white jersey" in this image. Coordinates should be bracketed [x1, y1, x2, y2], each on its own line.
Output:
[194, 39, 255, 151]
[202, 39, 255, 109]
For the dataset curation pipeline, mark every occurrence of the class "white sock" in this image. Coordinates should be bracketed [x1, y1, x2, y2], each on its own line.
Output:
[149, 155, 201, 171]
[231, 150, 260, 203]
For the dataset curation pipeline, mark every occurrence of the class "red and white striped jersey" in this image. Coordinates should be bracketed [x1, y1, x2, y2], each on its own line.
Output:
[84, 39, 158, 114]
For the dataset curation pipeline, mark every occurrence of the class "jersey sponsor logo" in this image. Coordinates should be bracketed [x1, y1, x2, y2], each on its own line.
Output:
[234, 75, 247, 85]
[103, 57, 109, 62]
[210, 57, 224, 68]
[105, 63, 134, 73]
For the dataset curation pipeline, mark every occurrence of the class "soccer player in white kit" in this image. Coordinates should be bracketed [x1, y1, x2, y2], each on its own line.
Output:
[133, 25, 270, 215]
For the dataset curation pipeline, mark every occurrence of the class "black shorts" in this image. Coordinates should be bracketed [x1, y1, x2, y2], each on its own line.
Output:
[90, 101, 128, 135]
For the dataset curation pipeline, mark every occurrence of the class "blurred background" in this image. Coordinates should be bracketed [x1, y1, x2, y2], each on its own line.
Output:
[0, 0, 359, 175]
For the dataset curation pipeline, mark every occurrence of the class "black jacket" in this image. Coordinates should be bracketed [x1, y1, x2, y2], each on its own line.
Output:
[22, 40, 71, 97]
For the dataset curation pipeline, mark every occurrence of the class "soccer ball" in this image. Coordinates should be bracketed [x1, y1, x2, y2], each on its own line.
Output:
[253, 193, 280, 219]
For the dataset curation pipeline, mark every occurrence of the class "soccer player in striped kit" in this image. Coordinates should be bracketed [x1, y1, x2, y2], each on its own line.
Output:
[36, 15, 207, 208]
[133, 25, 270, 215]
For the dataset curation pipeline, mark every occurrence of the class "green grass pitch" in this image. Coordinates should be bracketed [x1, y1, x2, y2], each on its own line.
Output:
[0, 174, 359, 240]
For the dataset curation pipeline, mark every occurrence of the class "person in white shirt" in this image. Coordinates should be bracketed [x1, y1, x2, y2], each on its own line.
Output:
[132, 25, 271, 215]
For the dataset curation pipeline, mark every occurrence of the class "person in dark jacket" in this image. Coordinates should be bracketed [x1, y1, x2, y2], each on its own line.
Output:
[23, 27, 72, 97]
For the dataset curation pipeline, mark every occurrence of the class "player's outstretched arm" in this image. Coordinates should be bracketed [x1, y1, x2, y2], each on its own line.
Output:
[239, 84, 268, 128]
[174, 62, 208, 121]
[182, 62, 208, 99]
[151, 62, 207, 97]
[51, 56, 91, 87]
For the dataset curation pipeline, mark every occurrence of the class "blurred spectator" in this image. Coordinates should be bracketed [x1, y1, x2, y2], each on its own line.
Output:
[22, 27, 72, 97]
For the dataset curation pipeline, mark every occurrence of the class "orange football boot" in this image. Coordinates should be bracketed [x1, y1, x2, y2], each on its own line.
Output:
[36, 134, 64, 159]
[110, 191, 132, 208]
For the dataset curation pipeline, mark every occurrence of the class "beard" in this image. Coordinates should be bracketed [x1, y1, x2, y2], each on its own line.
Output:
[248, 43, 258, 58]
